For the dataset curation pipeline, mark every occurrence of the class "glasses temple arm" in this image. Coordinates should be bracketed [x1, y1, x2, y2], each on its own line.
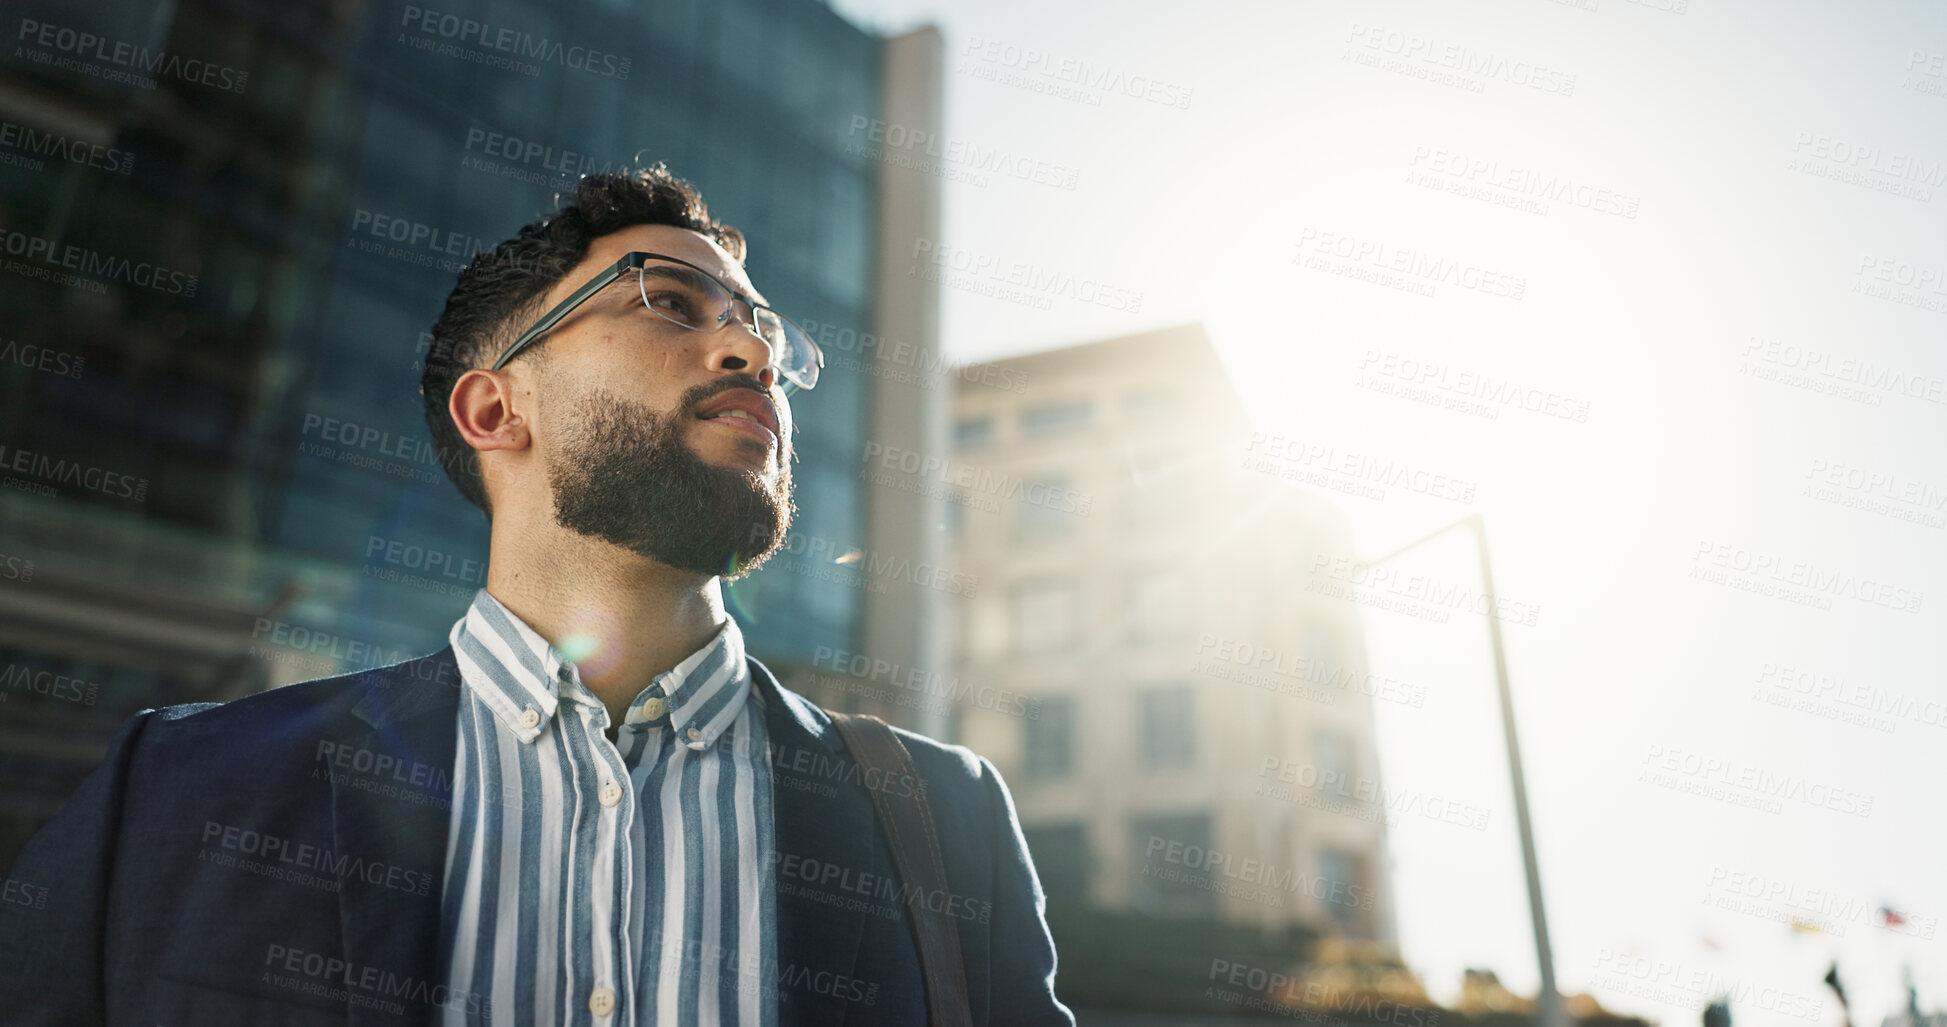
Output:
[488, 261, 630, 370]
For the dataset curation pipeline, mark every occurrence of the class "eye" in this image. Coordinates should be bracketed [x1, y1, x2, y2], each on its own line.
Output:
[643, 290, 693, 317]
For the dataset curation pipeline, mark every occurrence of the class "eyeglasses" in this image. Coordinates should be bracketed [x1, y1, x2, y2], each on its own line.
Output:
[489, 251, 823, 392]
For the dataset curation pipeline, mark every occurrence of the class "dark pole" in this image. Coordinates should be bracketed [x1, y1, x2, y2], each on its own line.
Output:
[1363, 514, 1562, 1027]
[1470, 514, 1562, 1027]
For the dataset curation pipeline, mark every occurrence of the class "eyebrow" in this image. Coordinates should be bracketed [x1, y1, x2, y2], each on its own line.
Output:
[641, 261, 769, 309]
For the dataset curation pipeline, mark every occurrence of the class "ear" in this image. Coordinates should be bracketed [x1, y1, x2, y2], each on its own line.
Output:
[449, 367, 532, 458]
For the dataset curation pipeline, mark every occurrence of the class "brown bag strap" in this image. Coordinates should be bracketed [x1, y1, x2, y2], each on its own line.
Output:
[824, 710, 975, 1027]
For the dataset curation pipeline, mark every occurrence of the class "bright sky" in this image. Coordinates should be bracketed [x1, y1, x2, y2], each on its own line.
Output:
[828, 0, 1946, 1023]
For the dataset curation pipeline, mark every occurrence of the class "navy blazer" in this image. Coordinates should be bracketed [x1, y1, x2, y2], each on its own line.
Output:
[0, 647, 1073, 1025]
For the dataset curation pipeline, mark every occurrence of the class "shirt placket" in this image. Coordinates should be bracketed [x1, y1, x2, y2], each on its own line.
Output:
[563, 679, 636, 1024]
[619, 681, 673, 1013]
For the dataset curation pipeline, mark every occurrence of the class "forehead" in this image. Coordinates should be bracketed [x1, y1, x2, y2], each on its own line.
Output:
[553, 223, 758, 305]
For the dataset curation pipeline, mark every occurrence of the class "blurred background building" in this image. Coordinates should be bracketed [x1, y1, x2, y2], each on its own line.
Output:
[945, 324, 1396, 945]
[0, 0, 943, 869]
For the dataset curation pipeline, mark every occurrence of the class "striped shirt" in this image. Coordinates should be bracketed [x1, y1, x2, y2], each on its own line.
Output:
[438, 589, 776, 1026]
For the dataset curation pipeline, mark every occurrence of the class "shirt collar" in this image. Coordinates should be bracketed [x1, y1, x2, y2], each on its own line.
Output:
[619, 612, 751, 751]
[448, 589, 753, 750]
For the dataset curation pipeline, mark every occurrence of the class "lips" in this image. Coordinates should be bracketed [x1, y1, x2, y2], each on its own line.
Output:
[693, 388, 780, 441]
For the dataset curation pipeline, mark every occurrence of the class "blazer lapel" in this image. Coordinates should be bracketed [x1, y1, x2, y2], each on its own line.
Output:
[755, 658, 876, 1026]
[329, 649, 463, 1027]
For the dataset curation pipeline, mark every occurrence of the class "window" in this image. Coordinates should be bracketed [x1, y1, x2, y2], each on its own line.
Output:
[1010, 579, 1076, 654]
[1137, 687, 1196, 769]
[1130, 813, 1215, 917]
[953, 417, 993, 448]
[1316, 850, 1364, 933]
[1024, 696, 1076, 780]
[1020, 400, 1092, 437]
[1022, 822, 1090, 908]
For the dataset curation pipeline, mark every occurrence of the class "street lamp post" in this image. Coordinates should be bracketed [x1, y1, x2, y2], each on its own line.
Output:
[1364, 513, 1564, 1027]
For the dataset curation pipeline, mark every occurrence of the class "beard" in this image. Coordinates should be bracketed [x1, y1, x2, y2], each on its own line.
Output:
[542, 376, 794, 579]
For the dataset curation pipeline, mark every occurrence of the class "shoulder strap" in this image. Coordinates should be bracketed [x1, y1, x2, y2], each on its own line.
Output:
[823, 710, 975, 1027]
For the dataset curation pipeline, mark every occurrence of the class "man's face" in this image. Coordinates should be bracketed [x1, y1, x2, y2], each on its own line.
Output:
[515, 224, 796, 577]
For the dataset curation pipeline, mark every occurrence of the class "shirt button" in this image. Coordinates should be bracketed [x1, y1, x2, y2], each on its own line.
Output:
[589, 987, 616, 1017]
[686, 726, 703, 742]
[641, 696, 666, 720]
[599, 782, 622, 808]
[519, 708, 541, 729]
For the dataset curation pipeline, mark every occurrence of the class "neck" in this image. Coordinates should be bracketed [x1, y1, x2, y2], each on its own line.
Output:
[484, 519, 728, 732]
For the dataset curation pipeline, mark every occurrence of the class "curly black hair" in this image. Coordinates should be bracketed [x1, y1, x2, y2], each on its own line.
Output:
[419, 164, 746, 516]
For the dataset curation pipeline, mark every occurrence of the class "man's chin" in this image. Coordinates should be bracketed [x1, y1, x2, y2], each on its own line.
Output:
[541, 384, 794, 580]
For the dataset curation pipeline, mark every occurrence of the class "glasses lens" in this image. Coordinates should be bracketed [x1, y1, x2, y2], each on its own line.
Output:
[637, 262, 732, 333]
[635, 259, 822, 390]
[756, 309, 821, 391]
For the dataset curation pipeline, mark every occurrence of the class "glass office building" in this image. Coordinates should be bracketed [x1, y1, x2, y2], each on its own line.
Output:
[0, 0, 936, 867]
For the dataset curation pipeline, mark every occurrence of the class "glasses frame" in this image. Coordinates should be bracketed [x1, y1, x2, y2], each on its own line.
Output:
[487, 250, 822, 392]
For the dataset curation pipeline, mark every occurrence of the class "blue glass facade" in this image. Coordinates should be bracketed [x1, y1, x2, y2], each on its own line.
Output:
[0, 0, 884, 862]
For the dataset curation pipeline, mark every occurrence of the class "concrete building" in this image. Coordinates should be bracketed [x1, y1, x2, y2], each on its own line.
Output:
[943, 323, 1398, 944]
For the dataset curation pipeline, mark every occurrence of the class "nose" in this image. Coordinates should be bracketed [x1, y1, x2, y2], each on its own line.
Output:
[707, 318, 778, 389]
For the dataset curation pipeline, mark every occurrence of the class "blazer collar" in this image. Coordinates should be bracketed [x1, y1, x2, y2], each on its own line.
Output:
[748, 652, 841, 755]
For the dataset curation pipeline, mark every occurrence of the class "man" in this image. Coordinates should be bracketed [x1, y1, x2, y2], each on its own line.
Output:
[0, 166, 1071, 1025]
